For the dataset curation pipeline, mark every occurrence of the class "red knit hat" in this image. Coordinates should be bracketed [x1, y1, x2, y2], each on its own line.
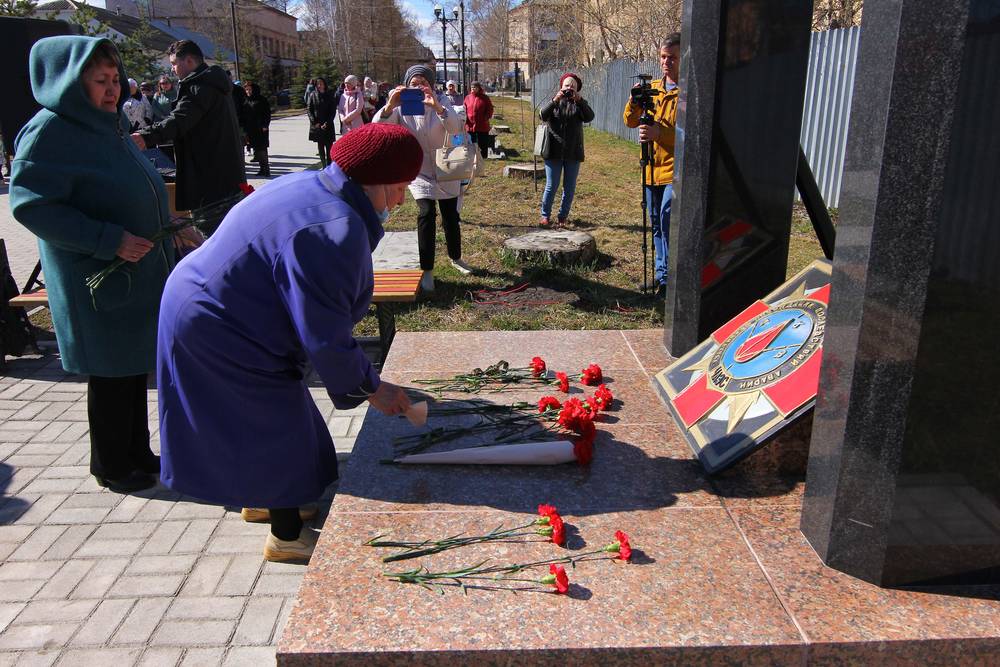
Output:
[560, 72, 582, 91]
[329, 123, 423, 185]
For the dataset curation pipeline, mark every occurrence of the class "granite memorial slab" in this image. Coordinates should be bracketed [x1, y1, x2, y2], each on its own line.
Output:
[666, 0, 814, 356]
[801, 0, 1000, 586]
[279, 331, 1000, 664]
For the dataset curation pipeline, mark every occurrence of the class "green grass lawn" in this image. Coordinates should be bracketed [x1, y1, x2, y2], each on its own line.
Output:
[362, 95, 826, 335]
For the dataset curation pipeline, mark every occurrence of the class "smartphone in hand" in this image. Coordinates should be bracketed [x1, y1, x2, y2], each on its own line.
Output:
[400, 88, 425, 116]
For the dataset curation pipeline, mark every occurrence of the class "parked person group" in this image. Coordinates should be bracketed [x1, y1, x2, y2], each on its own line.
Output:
[538, 72, 594, 228]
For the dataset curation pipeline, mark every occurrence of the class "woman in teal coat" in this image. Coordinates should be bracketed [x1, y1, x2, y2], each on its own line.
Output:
[10, 37, 174, 494]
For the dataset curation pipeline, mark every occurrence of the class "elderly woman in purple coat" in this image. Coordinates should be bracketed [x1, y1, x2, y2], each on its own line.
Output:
[157, 123, 422, 563]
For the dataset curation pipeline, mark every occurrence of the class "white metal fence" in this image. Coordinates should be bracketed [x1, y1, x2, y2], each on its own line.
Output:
[532, 27, 860, 208]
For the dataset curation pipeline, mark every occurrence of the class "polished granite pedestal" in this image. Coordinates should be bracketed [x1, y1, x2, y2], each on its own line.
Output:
[278, 330, 1000, 665]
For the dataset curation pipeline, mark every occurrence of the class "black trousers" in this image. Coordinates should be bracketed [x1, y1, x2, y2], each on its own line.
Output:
[316, 140, 332, 166]
[469, 131, 491, 159]
[416, 197, 462, 270]
[88, 374, 155, 479]
[269, 507, 303, 540]
[253, 148, 270, 175]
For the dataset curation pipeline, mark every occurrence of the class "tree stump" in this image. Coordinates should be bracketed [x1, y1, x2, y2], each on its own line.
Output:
[503, 164, 544, 178]
[493, 124, 511, 133]
[502, 230, 598, 267]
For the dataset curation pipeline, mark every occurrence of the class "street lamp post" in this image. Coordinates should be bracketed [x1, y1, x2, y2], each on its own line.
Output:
[433, 4, 459, 87]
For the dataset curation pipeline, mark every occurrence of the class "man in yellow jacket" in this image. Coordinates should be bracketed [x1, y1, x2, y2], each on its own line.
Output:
[623, 33, 680, 297]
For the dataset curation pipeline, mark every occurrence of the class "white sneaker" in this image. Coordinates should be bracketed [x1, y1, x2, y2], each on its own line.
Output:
[450, 258, 473, 275]
[420, 270, 435, 291]
[263, 527, 319, 563]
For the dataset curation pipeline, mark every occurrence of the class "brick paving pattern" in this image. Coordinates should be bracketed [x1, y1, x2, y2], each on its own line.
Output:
[0, 114, 421, 666]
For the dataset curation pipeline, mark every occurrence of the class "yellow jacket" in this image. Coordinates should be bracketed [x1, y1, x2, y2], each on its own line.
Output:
[623, 79, 679, 186]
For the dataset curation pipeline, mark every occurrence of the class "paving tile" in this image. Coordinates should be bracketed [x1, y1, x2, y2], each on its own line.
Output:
[43, 506, 112, 526]
[108, 575, 184, 599]
[222, 646, 276, 666]
[0, 623, 78, 651]
[20, 477, 86, 495]
[13, 443, 73, 457]
[204, 536, 261, 556]
[69, 598, 135, 647]
[273, 598, 295, 643]
[14, 600, 97, 625]
[0, 526, 34, 543]
[125, 555, 198, 576]
[0, 603, 25, 635]
[0, 469, 41, 495]
[74, 538, 145, 559]
[10, 402, 51, 421]
[13, 495, 67, 525]
[137, 647, 184, 667]
[0, 651, 17, 667]
[27, 422, 73, 443]
[178, 556, 231, 598]
[178, 647, 225, 666]
[165, 597, 245, 621]
[213, 556, 262, 597]
[251, 574, 303, 597]
[59, 492, 121, 509]
[0, 580, 46, 602]
[34, 560, 94, 600]
[52, 423, 88, 441]
[41, 526, 94, 561]
[56, 648, 143, 666]
[6, 526, 66, 561]
[91, 522, 159, 541]
[139, 521, 187, 555]
[69, 558, 129, 599]
[0, 561, 63, 581]
[32, 404, 71, 422]
[163, 504, 226, 521]
[151, 620, 235, 647]
[231, 597, 283, 646]
[104, 495, 150, 523]
[110, 598, 171, 646]
[36, 467, 88, 480]
[171, 520, 220, 555]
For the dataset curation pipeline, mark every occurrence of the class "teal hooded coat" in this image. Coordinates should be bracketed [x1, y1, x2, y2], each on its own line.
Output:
[10, 36, 174, 377]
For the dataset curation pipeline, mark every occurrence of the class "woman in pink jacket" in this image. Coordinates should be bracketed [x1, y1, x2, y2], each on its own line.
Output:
[463, 80, 494, 159]
[338, 75, 365, 134]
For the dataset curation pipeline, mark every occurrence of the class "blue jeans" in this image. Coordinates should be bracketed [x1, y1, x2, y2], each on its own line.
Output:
[645, 183, 673, 286]
[540, 159, 581, 220]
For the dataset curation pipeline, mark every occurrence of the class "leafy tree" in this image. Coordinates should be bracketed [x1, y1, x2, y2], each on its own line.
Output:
[0, 0, 36, 17]
[290, 51, 316, 109]
[118, 15, 165, 83]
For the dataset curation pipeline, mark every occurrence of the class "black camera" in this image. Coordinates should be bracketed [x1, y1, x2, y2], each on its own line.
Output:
[561, 88, 574, 99]
[630, 74, 661, 113]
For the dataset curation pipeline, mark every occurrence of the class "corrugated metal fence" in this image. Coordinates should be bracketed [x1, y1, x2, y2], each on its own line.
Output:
[532, 27, 860, 208]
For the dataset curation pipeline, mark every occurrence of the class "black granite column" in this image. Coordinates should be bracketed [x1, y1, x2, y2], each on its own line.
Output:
[801, 0, 1000, 586]
[665, 0, 813, 356]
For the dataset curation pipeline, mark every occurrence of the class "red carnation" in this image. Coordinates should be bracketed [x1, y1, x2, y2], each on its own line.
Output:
[593, 384, 614, 411]
[557, 398, 585, 431]
[530, 356, 547, 377]
[580, 363, 603, 386]
[573, 421, 595, 465]
[544, 564, 569, 594]
[549, 514, 566, 545]
[582, 398, 599, 418]
[556, 372, 569, 393]
[238, 182, 255, 195]
[614, 530, 632, 562]
[538, 396, 562, 414]
[537, 504, 559, 523]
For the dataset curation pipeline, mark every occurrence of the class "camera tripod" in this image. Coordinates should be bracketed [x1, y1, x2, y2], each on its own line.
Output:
[639, 109, 656, 294]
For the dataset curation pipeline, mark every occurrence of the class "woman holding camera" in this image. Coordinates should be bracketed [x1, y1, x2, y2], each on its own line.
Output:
[373, 64, 470, 292]
[538, 73, 594, 227]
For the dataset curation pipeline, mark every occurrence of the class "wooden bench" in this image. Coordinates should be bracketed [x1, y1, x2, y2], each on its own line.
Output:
[7, 269, 424, 366]
[370, 269, 423, 366]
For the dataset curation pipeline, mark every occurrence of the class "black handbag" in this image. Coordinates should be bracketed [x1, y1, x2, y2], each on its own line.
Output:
[308, 124, 323, 142]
